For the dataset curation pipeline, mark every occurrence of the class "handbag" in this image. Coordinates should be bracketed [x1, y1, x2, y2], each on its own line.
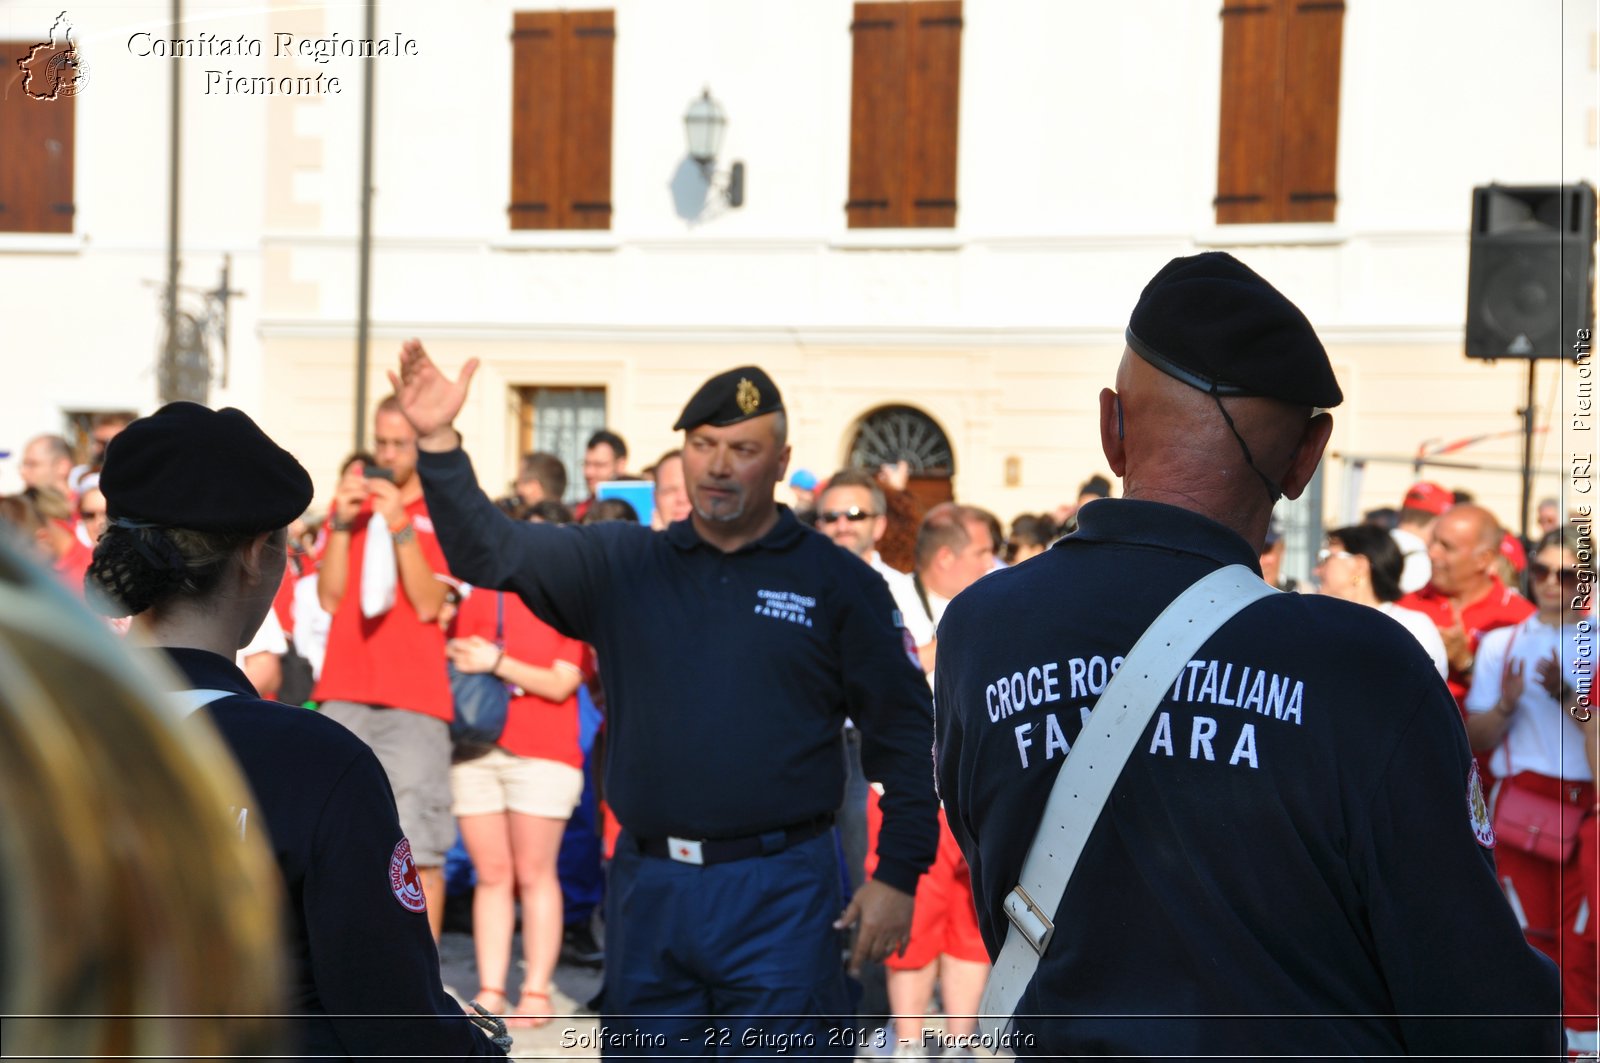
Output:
[449, 592, 510, 752]
[1492, 784, 1580, 863]
[1486, 621, 1581, 864]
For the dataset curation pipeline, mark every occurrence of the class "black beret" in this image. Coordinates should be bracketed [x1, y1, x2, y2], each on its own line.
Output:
[100, 402, 314, 533]
[1125, 252, 1343, 409]
[673, 366, 785, 431]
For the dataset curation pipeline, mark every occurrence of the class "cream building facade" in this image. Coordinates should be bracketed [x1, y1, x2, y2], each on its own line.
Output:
[2, 1, 1596, 574]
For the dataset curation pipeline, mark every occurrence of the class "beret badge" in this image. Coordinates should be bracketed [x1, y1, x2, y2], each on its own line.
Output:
[735, 378, 760, 416]
[673, 365, 783, 431]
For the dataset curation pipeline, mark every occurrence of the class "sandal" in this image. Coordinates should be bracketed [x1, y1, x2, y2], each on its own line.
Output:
[507, 988, 553, 1029]
[467, 987, 507, 1016]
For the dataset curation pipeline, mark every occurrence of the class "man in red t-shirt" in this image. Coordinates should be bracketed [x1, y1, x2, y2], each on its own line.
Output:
[1398, 503, 1534, 714]
[314, 396, 455, 938]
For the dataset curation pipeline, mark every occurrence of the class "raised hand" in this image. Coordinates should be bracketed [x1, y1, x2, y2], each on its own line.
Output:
[1535, 651, 1565, 700]
[387, 338, 479, 446]
[365, 476, 406, 529]
[1497, 657, 1525, 716]
[331, 463, 368, 526]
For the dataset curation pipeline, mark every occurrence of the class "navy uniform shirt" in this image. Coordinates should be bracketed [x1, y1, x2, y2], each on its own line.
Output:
[166, 648, 502, 1062]
[934, 500, 1560, 1058]
[418, 447, 938, 893]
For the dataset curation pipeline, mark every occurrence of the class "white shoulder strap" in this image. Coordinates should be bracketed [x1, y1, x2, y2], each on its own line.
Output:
[979, 563, 1277, 1043]
[174, 688, 238, 713]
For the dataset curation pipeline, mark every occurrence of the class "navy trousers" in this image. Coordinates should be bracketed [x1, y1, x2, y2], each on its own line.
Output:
[601, 830, 854, 1058]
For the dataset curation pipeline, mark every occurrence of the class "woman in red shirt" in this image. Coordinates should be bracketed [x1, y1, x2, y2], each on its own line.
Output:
[447, 586, 589, 1027]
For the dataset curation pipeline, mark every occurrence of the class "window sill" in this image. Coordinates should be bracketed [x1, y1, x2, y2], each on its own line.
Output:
[829, 229, 964, 251]
[1193, 223, 1347, 248]
[0, 232, 86, 254]
[490, 231, 620, 252]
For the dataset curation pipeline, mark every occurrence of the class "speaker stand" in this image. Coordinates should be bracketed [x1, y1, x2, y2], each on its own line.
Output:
[1518, 360, 1535, 545]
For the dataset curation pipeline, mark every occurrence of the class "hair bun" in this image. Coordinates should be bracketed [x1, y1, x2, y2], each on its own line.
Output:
[85, 526, 188, 618]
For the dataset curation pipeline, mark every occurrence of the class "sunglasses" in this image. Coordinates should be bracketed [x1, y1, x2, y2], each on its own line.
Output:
[1315, 548, 1354, 565]
[819, 507, 878, 524]
[79, 509, 105, 520]
[1531, 562, 1579, 583]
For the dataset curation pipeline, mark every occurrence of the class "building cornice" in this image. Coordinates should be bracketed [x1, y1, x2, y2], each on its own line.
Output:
[258, 319, 1465, 347]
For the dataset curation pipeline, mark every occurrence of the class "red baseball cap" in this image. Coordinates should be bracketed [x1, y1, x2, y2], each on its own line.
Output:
[1499, 533, 1527, 573]
[1401, 481, 1452, 516]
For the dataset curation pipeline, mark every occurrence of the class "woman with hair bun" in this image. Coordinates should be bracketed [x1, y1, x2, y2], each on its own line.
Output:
[89, 402, 506, 1061]
[1314, 523, 1448, 679]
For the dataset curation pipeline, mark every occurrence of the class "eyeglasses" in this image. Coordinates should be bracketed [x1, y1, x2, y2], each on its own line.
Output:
[1531, 562, 1579, 583]
[1315, 548, 1353, 565]
[819, 507, 878, 524]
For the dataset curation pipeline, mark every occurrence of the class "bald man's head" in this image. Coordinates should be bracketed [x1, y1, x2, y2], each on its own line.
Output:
[1100, 349, 1329, 531]
[1426, 504, 1502, 597]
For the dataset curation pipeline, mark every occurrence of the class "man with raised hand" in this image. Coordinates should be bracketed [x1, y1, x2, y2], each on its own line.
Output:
[314, 395, 455, 940]
[390, 341, 938, 1055]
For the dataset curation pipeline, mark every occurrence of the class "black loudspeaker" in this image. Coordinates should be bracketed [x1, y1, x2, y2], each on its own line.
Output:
[1465, 182, 1596, 360]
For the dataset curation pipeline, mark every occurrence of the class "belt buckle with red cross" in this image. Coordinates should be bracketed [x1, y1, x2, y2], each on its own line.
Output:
[666, 836, 704, 865]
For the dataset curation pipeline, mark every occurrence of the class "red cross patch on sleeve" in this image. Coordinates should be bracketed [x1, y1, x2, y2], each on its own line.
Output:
[1467, 762, 1495, 849]
[389, 837, 428, 912]
[903, 627, 923, 672]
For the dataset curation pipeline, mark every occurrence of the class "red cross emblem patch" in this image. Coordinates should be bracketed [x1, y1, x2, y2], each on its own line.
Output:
[389, 838, 428, 912]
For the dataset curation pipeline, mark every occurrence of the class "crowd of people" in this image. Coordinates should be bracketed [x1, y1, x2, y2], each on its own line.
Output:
[1, 251, 1592, 1059]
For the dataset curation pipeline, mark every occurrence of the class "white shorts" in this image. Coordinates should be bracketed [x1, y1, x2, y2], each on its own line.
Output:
[450, 747, 584, 820]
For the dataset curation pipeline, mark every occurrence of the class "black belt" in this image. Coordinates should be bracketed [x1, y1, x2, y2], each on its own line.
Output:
[636, 814, 835, 867]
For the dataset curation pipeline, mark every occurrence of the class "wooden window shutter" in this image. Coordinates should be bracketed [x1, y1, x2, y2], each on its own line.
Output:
[1214, 2, 1284, 225]
[1215, 0, 1342, 224]
[847, 3, 907, 229]
[0, 40, 76, 234]
[510, 13, 562, 230]
[561, 10, 614, 230]
[1280, 1, 1343, 222]
[905, 1, 962, 228]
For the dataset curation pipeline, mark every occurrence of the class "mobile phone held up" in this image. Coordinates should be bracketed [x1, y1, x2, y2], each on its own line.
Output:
[362, 463, 396, 483]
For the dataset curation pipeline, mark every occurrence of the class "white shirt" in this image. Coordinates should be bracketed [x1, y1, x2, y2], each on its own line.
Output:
[869, 553, 935, 648]
[291, 572, 333, 679]
[237, 606, 287, 666]
[1377, 601, 1449, 679]
[1391, 527, 1431, 596]
[1465, 616, 1593, 782]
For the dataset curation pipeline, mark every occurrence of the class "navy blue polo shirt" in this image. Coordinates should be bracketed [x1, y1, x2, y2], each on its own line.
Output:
[934, 499, 1560, 1057]
[418, 447, 939, 893]
[167, 648, 502, 1060]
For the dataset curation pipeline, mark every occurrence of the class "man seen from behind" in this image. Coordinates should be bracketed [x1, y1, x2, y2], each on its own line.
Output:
[933, 252, 1559, 1057]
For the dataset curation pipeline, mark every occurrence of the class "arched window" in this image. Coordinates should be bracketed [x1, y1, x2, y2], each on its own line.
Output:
[848, 405, 954, 476]
[846, 405, 956, 571]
